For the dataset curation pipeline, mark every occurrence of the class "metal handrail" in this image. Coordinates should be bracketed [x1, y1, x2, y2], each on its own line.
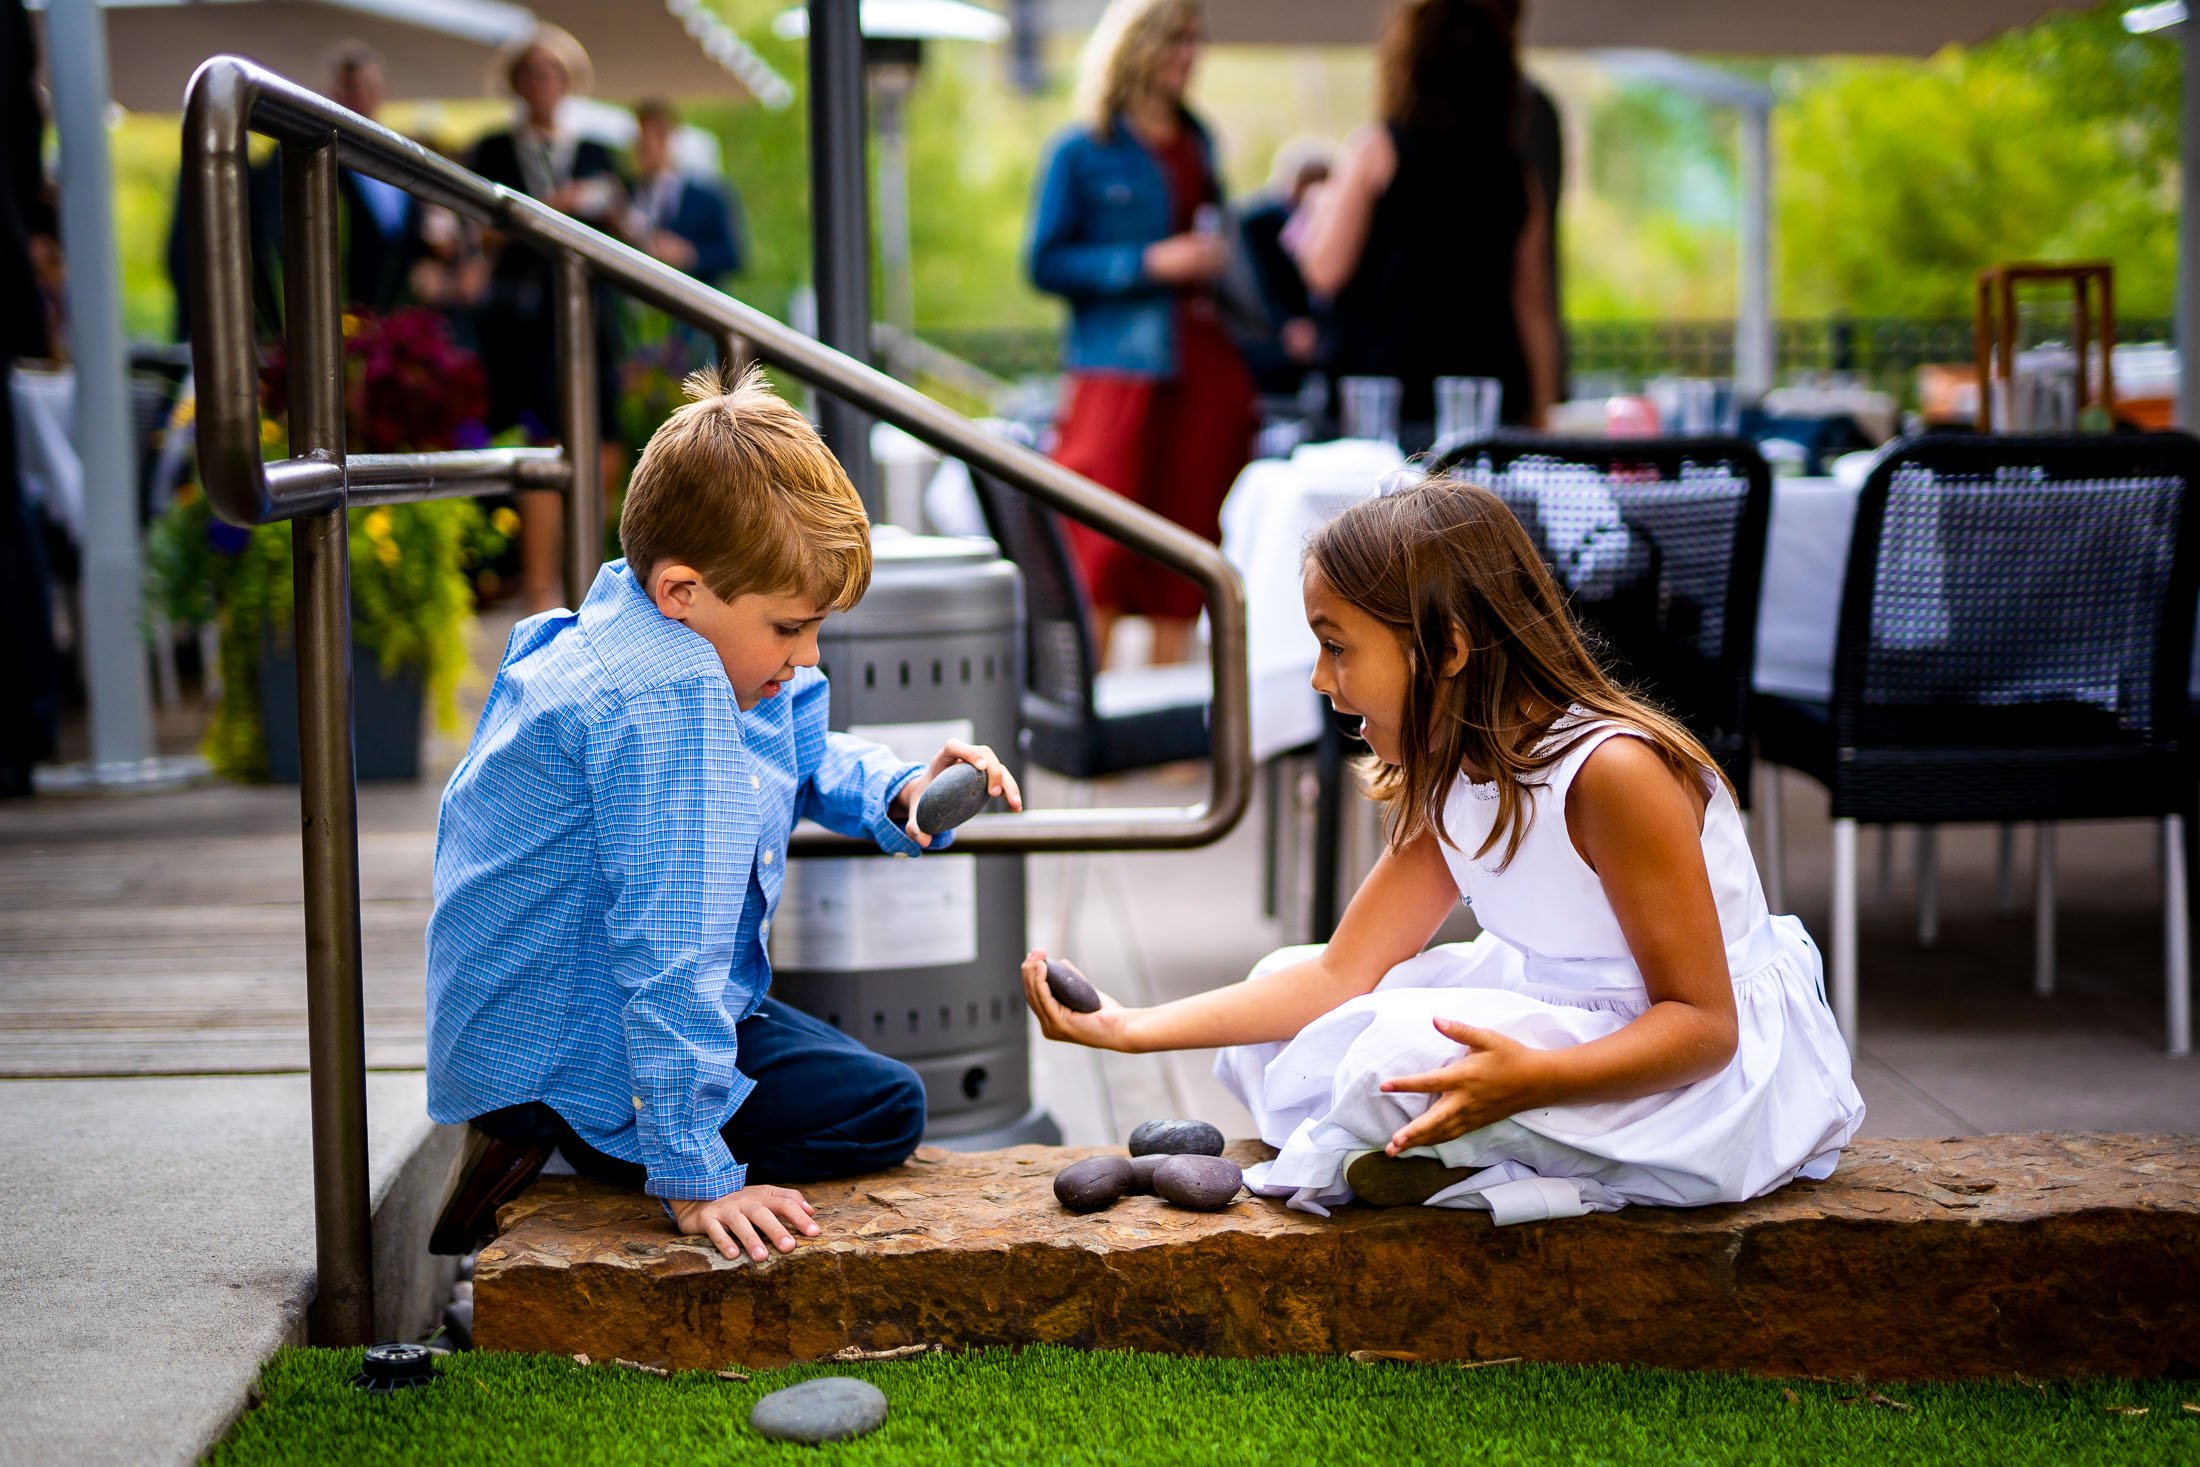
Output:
[182, 56, 1254, 1344]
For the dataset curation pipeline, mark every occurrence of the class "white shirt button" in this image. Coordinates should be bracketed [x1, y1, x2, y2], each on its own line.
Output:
[632, 1095, 643, 1110]
[761, 850, 774, 866]
[760, 919, 771, 939]
[750, 775, 760, 790]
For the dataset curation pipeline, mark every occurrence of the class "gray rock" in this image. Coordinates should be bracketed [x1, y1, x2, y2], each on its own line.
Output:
[749, 1376, 890, 1444]
[1126, 1118, 1226, 1158]
[1045, 960, 1102, 1014]
[1126, 1154, 1168, 1195]
[1153, 1154, 1243, 1212]
[914, 763, 990, 836]
[1053, 1155, 1133, 1213]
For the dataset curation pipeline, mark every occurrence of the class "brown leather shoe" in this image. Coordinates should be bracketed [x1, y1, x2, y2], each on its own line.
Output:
[429, 1123, 553, 1255]
[1344, 1149, 1477, 1208]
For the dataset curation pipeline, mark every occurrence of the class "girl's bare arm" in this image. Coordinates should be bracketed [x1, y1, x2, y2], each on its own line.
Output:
[1024, 826, 1463, 1053]
[1384, 739, 1739, 1149]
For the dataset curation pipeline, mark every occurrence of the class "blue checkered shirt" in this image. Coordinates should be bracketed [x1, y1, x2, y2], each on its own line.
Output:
[426, 560, 933, 1200]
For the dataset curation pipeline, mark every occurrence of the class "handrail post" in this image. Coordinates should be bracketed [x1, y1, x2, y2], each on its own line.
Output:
[556, 253, 604, 608]
[282, 135, 376, 1346]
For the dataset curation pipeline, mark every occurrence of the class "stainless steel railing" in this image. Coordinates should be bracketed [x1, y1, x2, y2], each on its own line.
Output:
[182, 56, 1252, 1344]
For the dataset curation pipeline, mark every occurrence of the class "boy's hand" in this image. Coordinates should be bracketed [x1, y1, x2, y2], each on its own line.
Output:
[895, 740, 1022, 847]
[669, 1184, 820, 1262]
[1020, 949, 1137, 1052]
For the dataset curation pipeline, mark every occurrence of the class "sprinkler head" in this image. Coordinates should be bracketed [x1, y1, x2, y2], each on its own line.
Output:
[353, 1342, 438, 1393]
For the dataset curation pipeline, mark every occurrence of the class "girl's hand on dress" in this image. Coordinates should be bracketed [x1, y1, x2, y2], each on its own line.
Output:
[1378, 1017, 1550, 1153]
[1020, 949, 1138, 1052]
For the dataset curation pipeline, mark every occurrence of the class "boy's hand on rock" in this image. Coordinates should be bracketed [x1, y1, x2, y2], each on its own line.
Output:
[1021, 949, 1136, 1052]
[898, 740, 1022, 847]
[670, 1185, 819, 1262]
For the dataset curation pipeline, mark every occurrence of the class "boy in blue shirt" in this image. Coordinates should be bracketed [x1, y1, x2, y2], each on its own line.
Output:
[426, 366, 1019, 1264]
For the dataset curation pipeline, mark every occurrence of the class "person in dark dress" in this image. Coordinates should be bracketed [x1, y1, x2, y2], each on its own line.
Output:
[1025, 0, 1256, 668]
[470, 25, 629, 610]
[1295, 0, 1558, 436]
[0, 0, 58, 795]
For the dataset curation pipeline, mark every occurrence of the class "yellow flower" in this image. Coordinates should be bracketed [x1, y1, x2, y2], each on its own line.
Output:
[173, 482, 200, 506]
[341, 312, 361, 338]
[375, 538, 400, 568]
[491, 506, 522, 537]
[363, 508, 394, 542]
[259, 418, 281, 447]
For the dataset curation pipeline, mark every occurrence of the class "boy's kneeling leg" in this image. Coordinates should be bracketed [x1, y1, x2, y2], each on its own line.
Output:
[724, 998, 929, 1183]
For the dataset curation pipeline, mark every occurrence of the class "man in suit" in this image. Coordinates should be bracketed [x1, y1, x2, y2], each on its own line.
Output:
[623, 100, 743, 285]
[168, 42, 424, 339]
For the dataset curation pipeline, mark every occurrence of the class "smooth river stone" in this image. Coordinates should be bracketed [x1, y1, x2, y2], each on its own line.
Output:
[1052, 1155, 1133, 1213]
[1125, 1154, 1168, 1195]
[1126, 1119, 1226, 1158]
[1153, 1154, 1244, 1212]
[914, 762, 990, 836]
[748, 1376, 889, 1444]
[1044, 960, 1102, 1014]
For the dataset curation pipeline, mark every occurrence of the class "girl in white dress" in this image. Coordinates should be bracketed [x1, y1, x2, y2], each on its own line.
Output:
[1022, 477, 1864, 1223]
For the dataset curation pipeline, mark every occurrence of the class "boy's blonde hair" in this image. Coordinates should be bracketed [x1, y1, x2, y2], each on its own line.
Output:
[619, 363, 872, 611]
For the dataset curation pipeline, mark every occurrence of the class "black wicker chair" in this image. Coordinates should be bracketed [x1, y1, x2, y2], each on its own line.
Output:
[1431, 434, 1773, 798]
[965, 469, 1210, 779]
[1755, 433, 2200, 1053]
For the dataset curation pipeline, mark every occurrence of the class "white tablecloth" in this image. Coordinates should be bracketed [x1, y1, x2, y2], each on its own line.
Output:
[10, 366, 81, 543]
[1218, 438, 1404, 761]
[1221, 455, 1865, 759]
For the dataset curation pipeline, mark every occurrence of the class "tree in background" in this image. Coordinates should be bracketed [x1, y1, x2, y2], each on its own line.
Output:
[1777, 1, 2177, 320]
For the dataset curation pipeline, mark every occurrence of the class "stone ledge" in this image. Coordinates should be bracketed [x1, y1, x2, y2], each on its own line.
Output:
[473, 1133, 2200, 1380]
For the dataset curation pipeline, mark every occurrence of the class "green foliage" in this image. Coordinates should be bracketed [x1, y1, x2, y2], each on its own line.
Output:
[214, 1345, 2198, 1467]
[1776, 4, 2179, 320]
[146, 486, 507, 781]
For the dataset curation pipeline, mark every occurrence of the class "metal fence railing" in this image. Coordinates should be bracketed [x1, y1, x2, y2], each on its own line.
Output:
[928, 318, 2180, 410]
[182, 56, 1251, 1346]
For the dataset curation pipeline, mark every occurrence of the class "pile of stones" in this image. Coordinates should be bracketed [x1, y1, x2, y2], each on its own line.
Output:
[1053, 1119, 1244, 1214]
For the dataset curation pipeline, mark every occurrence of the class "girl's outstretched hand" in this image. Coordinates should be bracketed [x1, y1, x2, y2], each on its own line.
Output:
[1020, 950, 1137, 1053]
[1378, 1017, 1551, 1154]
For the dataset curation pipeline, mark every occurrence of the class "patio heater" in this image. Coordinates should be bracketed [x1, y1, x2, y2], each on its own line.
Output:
[776, 1, 1010, 374]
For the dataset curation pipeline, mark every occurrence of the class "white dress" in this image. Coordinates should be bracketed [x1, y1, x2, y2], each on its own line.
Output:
[1216, 718, 1866, 1224]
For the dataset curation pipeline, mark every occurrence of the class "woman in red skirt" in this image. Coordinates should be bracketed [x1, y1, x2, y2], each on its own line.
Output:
[1026, 0, 1256, 667]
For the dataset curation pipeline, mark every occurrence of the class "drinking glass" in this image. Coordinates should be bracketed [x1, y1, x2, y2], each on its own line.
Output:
[1338, 375, 1402, 446]
[1433, 376, 1502, 450]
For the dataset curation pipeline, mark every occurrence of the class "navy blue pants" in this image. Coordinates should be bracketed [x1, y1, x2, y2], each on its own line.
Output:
[478, 997, 927, 1189]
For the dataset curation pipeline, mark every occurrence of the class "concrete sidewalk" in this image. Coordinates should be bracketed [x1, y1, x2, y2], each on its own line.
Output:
[0, 1073, 458, 1466]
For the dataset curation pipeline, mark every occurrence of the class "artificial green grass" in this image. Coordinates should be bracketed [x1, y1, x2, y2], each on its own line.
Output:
[211, 1345, 2197, 1466]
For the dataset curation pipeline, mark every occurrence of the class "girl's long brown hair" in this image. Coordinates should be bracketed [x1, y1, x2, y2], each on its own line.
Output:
[1306, 476, 1721, 868]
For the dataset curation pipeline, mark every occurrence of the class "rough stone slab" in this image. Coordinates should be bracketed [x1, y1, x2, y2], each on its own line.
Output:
[473, 1133, 2200, 1381]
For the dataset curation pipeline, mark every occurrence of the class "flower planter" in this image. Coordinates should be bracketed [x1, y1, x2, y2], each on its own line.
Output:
[257, 635, 427, 783]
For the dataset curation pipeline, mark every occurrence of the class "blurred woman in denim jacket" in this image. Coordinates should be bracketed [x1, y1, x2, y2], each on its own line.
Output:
[1025, 0, 1255, 668]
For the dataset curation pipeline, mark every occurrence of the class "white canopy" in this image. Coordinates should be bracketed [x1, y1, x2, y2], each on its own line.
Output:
[31, 0, 792, 112]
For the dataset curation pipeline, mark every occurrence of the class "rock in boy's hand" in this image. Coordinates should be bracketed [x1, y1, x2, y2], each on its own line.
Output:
[670, 1185, 819, 1263]
[899, 740, 1022, 848]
